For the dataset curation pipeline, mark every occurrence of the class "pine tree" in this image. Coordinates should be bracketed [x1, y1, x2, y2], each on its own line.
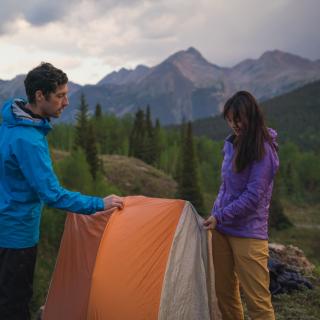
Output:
[153, 119, 161, 167]
[73, 94, 101, 180]
[177, 122, 205, 215]
[129, 109, 146, 160]
[93, 103, 105, 154]
[269, 176, 293, 230]
[95, 103, 102, 118]
[145, 105, 153, 137]
[86, 123, 100, 180]
[174, 120, 186, 185]
[57, 148, 93, 194]
[74, 93, 89, 151]
[144, 105, 156, 165]
[129, 107, 162, 165]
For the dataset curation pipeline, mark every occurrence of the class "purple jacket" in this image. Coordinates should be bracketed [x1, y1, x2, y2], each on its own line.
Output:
[211, 128, 279, 240]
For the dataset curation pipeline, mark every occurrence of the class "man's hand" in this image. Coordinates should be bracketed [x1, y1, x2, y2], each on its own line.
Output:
[203, 215, 217, 230]
[95, 207, 117, 215]
[103, 195, 124, 211]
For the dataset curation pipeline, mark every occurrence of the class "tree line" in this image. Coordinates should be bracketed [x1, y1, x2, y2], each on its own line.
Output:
[48, 94, 320, 225]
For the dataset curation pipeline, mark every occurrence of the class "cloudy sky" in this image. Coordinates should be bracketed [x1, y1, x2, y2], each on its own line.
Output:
[0, 0, 319, 84]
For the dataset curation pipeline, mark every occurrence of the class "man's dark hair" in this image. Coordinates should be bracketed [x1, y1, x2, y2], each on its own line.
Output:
[24, 62, 68, 103]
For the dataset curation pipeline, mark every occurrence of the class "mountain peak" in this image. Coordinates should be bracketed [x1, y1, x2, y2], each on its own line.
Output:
[97, 64, 150, 86]
[163, 47, 224, 87]
[168, 47, 205, 62]
[261, 49, 286, 57]
[135, 64, 149, 71]
[186, 46, 202, 55]
[260, 50, 312, 66]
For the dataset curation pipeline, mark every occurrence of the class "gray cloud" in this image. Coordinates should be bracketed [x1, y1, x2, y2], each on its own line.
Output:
[23, 2, 74, 26]
[0, 0, 145, 33]
[102, 0, 320, 68]
[0, 0, 319, 84]
[0, 0, 75, 32]
[258, 0, 320, 61]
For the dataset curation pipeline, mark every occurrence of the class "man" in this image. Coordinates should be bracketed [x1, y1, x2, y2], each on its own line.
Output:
[0, 62, 124, 319]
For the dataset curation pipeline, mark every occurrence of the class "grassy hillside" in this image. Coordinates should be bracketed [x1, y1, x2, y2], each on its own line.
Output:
[51, 150, 178, 198]
[101, 154, 177, 198]
[266, 202, 320, 320]
[263, 80, 320, 151]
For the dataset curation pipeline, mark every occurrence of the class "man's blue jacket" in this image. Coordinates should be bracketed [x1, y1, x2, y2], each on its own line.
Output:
[0, 99, 104, 248]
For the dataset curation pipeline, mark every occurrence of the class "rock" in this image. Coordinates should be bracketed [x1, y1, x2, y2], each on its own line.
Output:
[269, 242, 315, 274]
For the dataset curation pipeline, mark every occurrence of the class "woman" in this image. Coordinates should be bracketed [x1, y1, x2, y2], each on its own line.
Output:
[203, 91, 278, 320]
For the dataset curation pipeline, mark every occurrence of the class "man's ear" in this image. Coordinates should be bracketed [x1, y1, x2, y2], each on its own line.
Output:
[35, 90, 45, 102]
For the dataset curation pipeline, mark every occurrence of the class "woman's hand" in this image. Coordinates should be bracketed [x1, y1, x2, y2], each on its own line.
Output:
[203, 216, 217, 230]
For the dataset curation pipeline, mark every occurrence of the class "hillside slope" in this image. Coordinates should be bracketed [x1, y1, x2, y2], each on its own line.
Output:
[101, 154, 177, 198]
[51, 150, 177, 198]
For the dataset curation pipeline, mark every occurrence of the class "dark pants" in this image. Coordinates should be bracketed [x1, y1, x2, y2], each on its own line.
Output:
[0, 246, 37, 320]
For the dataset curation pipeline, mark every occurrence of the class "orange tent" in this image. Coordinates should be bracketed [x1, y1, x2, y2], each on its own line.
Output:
[43, 196, 221, 320]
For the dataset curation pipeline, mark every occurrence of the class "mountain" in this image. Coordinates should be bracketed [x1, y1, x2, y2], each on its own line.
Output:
[0, 74, 81, 103]
[1, 48, 320, 124]
[227, 50, 320, 101]
[166, 47, 227, 87]
[0, 75, 27, 102]
[64, 48, 230, 123]
[98, 65, 150, 86]
[68, 49, 320, 124]
[190, 80, 320, 152]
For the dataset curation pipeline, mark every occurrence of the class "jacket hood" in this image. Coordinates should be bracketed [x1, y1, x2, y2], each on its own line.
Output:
[225, 128, 278, 148]
[1, 98, 52, 134]
[267, 127, 278, 151]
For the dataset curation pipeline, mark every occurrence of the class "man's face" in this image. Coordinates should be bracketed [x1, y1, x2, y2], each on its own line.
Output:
[38, 84, 69, 118]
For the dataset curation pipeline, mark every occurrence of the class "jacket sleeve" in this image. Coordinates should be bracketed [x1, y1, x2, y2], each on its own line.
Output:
[15, 138, 105, 214]
[215, 145, 277, 225]
[211, 182, 225, 223]
[210, 143, 225, 223]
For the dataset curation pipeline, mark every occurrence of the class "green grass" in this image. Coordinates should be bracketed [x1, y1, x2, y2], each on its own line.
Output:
[283, 202, 320, 226]
[271, 284, 320, 320]
[270, 227, 320, 266]
[242, 284, 320, 320]
[266, 202, 320, 319]
[270, 202, 320, 265]
[30, 208, 66, 319]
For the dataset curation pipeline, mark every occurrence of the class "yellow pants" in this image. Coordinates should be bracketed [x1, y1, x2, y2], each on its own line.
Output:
[212, 230, 275, 320]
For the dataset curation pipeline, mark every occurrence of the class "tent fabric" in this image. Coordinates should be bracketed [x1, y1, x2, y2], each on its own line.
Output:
[43, 196, 221, 320]
[43, 210, 111, 320]
[158, 202, 221, 320]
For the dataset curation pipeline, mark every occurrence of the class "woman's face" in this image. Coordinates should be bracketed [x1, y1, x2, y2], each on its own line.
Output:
[226, 111, 242, 136]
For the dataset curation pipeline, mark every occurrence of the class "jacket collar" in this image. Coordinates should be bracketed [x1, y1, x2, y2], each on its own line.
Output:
[1, 98, 52, 135]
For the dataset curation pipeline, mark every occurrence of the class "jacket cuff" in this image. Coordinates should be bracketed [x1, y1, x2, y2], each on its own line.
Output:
[211, 207, 222, 225]
[97, 197, 105, 212]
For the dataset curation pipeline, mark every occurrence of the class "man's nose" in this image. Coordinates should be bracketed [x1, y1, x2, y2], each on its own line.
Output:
[63, 96, 69, 106]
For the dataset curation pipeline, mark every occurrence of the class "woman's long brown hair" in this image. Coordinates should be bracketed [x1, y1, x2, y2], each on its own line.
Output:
[223, 91, 272, 172]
